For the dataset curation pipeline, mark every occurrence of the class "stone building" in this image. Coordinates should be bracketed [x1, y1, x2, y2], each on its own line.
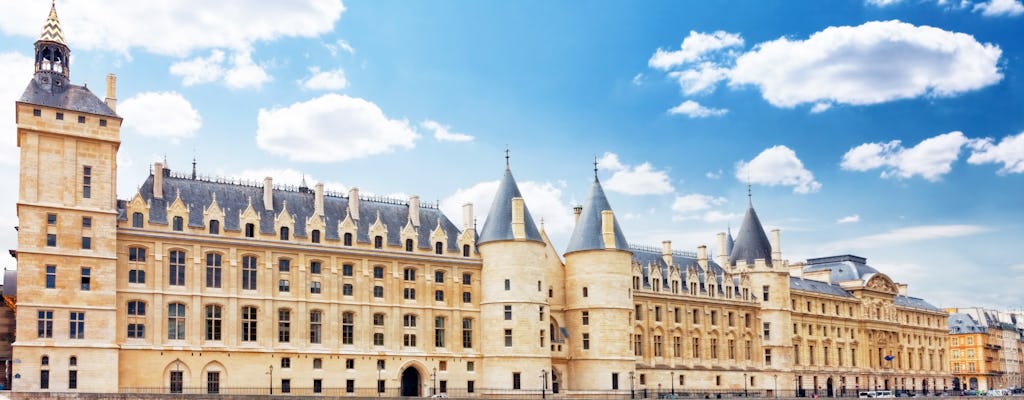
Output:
[947, 308, 1024, 391]
[10, 4, 952, 397]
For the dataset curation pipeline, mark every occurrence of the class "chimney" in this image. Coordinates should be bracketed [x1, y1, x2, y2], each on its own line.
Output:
[105, 74, 117, 112]
[771, 229, 782, 264]
[511, 197, 525, 239]
[661, 240, 672, 257]
[153, 162, 164, 199]
[573, 205, 583, 224]
[314, 183, 325, 216]
[263, 177, 273, 211]
[408, 196, 421, 227]
[601, 210, 615, 249]
[716, 232, 729, 268]
[698, 245, 708, 268]
[348, 187, 360, 221]
[462, 203, 474, 231]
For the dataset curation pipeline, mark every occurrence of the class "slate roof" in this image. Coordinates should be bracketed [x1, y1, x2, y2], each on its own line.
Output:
[19, 79, 118, 118]
[39, 3, 66, 45]
[894, 295, 942, 312]
[789, 277, 854, 298]
[2, 270, 16, 297]
[565, 176, 629, 254]
[728, 205, 773, 266]
[803, 255, 880, 283]
[948, 313, 986, 334]
[631, 245, 731, 296]
[477, 166, 542, 244]
[130, 170, 463, 251]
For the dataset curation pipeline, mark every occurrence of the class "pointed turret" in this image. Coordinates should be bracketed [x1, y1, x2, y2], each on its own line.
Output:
[565, 173, 628, 254]
[39, 3, 66, 45]
[726, 225, 735, 256]
[728, 203, 773, 267]
[34, 2, 70, 83]
[477, 164, 542, 244]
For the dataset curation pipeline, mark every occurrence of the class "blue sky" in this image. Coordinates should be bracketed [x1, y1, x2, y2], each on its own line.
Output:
[1, 0, 1022, 309]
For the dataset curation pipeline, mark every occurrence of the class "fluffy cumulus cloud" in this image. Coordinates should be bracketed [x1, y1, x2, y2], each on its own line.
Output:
[668, 62, 731, 95]
[841, 131, 974, 181]
[736, 145, 821, 194]
[973, 0, 1024, 16]
[597, 152, 675, 195]
[256, 94, 419, 162]
[649, 30, 744, 70]
[967, 131, 1024, 173]
[668, 100, 728, 118]
[301, 66, 349, 91]
[170, 49, 271, 90]
[729, 21, 1002, 108]
[671, 194, 736, 222]
[119, 92, 202, 142]
[420, 120, 474, 142]
[837, 214, 861, 224]
[440, 179, 574, 237]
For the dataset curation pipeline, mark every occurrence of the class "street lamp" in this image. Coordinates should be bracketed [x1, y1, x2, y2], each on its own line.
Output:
[744, 373, 748, 397]
[671, 371, 675, 394]
[774, 375, 778, 398]
[540, 369, 548, 399]
[629, 371, 636, 400]
[431, 367, 437, 396]
[266, 364, 273, 395]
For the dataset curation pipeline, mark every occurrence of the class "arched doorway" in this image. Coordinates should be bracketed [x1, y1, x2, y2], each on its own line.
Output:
[401, 367, 421, 397]
[952, 378, 961, 391]
[826, 377, 834, 397]
[968, 377, 978, 390]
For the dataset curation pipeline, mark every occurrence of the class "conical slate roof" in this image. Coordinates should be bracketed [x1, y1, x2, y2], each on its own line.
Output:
[477, 166, 543, 244]
[565, 175, 629, 254]
[728, 205, 772, 266]
[726, 227, 735, 256]
[39, 3, 66, 45]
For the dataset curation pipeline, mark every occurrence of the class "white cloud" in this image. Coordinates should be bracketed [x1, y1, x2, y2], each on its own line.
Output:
[256, 94, 419, 162]
[441, 179, 574, 238]
[841, 131, 974, 181]
[837, 214, 861, 224]
[668, 100, 728, 118]
[866, 0, 904, 6]
[170, 49, 271, 89]
[632, 73, 644, 86]
[729, 20, 1003, 108]
[668, 62, 731, 95]
[0, 1, 346, 56]
[810, 103, 832, 113]
[119, 92, 202, 142]
[823, 224, 988, 251]
[672, 194, 728, 214]
[967, 131, 1024, 173]
[736, 145, 821, 194]
[973, 0, 1024, 16]
[169, 50, 226, 86]
[597, 153, 674, 195]
[301, 66, 349, 91]
[705, 170, 723, 179]
[420, 120, 474, 142]
[649, 30, 744, 70]
[326, 39, 355, 56]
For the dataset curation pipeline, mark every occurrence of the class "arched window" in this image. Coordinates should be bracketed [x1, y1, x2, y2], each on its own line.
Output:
[280, 227, 289, 241]
[435, 242, 443, 255]
[311, 229, 321, 243]
[69, 356, 77, 366]
[344, 232, 353, 246]
[245, 223, 255, 238]
[132, 212, 143, 228]
[374, 235, 383, 249]
[209, 220, 220, 235]
[41, 355, 49, 365]
[406, 239, 414, 252]
[463, 244, 471, 257]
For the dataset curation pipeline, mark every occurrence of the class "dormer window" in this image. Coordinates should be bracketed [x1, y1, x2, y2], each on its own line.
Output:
[245, 223, 255, 238]
[311, 229, 320, 243]
[344, 233, 353, 246]
[209, 220, 220, 235]
[463, 245, 470, 257]
[280, 227, 289, 241]
[131, 212, 143, 228]
[172, 216, 183, 231]
[405, 239, 414, 252]
[435, 242, 443, 255]
[374, 235, 383, 249]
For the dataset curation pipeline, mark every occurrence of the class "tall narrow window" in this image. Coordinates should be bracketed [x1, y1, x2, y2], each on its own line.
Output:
[128, 247, 146, 283]
[244, 223, 255, 237]
[462, 318, 473, 348]
[209, 219, 220, 235]
[242, 306, 258, 342]
[406, 239, 414, 252]
[170, 371, 182, 393]
[69, 311, 85, 339]
[309, 310, 322, 344]
[168, 250, 186, 286]
[280, 227, 289, 240]
[38, 310, 54, 338]
[205, 305, 222, 341]
[132, 212, 143, 228]
[311, 229, 321, 243]
[504, 279, 511, 291]
[80, 267, 90, 291]
[513, 372, 521, 390]
[504, 305, 512, 320]
[463, 244, 471, 257]
[342, 312, 354, 345]
[435, 316, 446, 348]
[172, 216, 184, 231]
[240, 255, 257, 290]
[278, 309, 290, 343]
[207, 371, 220, 394]
[206, 253, 222, 288]
[45, 265, 56, 288]
[127, 301, 146, 338]
[68, 369, 78, 390]
[168, 303, 185, 340]
[81, 236, 91, 250]
[435, 242, 443, 254]
[344, 232, 353, 246]
[504, 329, 513, 347]
[82, 166, 91, 199]
[374, 235, 383, 249]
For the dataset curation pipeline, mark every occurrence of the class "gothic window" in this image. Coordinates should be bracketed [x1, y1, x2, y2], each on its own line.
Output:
[374, 235, 383, 249]
[435, 241, 443, 254]
[280, 227, 289, 241]
[172, 216, 183, 231]
[132, 212, 143, 228]
[406, 239, 414, 252]
[344, 232, 352, 246]
[311, 229, 321, 243]
[209, 220, 220, 235]
[245, 223, 255, 238]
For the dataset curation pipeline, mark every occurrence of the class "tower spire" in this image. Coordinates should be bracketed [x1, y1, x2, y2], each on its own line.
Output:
[593, 156, 598, 179]
[505, 145, 510, 168]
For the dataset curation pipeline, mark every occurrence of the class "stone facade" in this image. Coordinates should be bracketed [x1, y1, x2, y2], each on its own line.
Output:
[947, 308, 1024, 392]
[10, 4, 953, 397]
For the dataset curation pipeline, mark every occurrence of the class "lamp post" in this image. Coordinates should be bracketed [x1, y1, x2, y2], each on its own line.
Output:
[744, 373, 748, 397]
[540, 369, 548, 399]
[266, 364, 273, 395]
[630, 371, 636, 399]
[671, 371, 675, 394]
[774, 374, 778, 398]
[431, 367, 437, 396]
[377, 365, 383, 398]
